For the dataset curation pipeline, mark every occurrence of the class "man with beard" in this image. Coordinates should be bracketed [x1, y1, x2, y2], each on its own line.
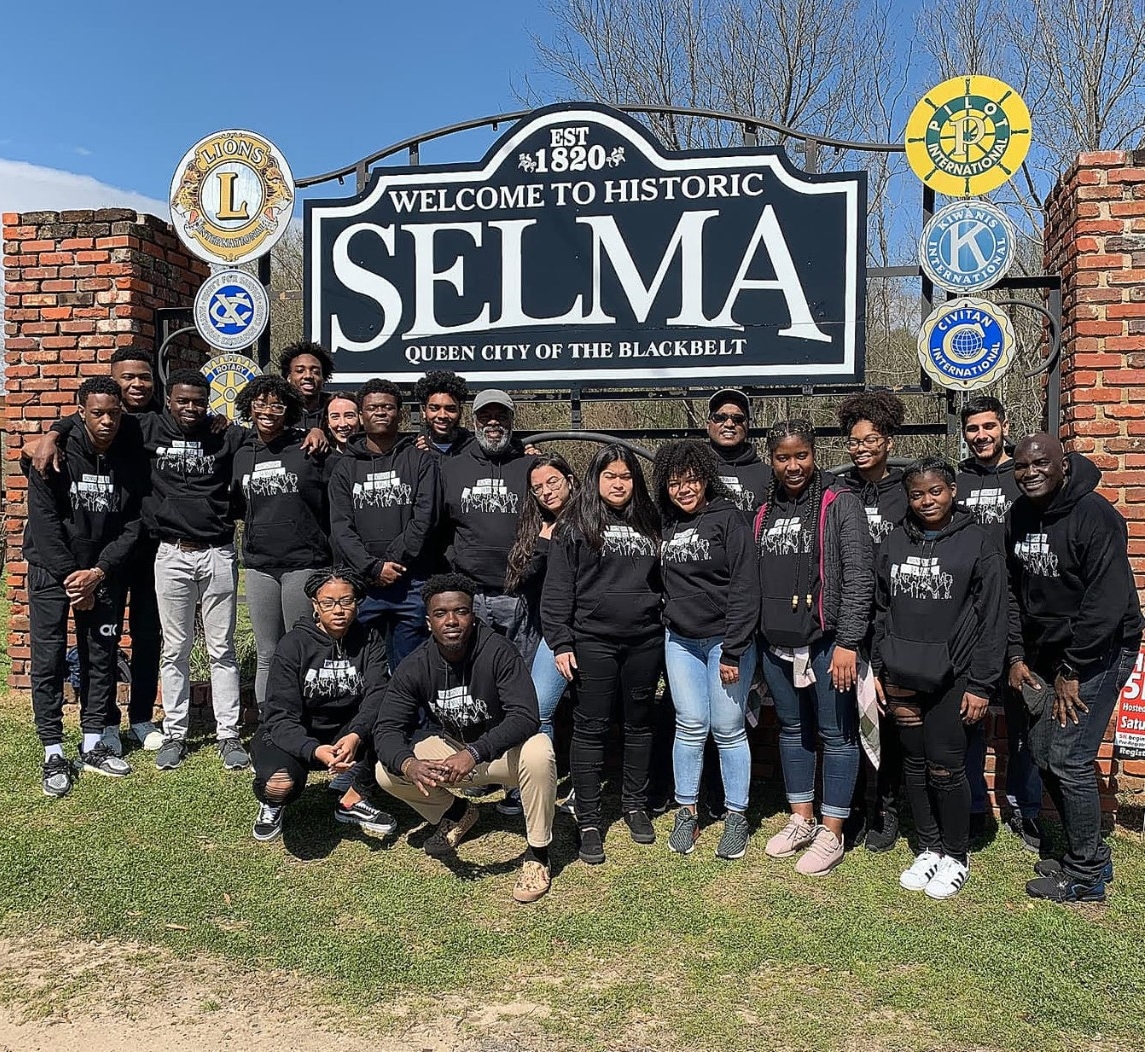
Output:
[413, 370, 473, 457]
[705, 390, 770, 523]
[439, 390, 536, 659]
[1008, 434, 1142, 902]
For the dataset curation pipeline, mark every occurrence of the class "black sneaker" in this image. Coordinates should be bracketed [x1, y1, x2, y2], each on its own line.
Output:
[1033, 857, 1115, 884]
[623, 809, 656, 844]
[334, 799, 397, 837]
[155, 738, 189, 771]
[863, 810, 899, 853]
[578, 826, 606, 865]
[843, 809, 868, 850]
[42, 754, 75, 798]
[715, 811, 751, 861]
[667, 807, 700, 855]
[78, 742, 132, 778]
[1026, 872, 1106, 903]
[217, 737, 250, 771]
[1006, 811, 1044, 853]
[252, 802, 285, 841]
[496, 788, 524, 816]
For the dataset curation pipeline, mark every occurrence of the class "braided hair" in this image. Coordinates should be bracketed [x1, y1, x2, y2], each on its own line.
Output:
[304, 568, 367, 601]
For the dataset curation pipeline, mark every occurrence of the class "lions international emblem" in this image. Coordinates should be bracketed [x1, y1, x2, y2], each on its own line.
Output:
[170, 129, 294, 265]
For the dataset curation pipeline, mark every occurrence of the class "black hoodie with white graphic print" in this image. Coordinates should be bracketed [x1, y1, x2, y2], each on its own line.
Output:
[328, 436, 438, 581]
[838, 466, 908, 546]
[710, 441, 772, 523]
[231, 430, 331, 572]
[957, 455, 1020, 542]
[262, 618, 389, 762]
[373, 622, 540, 775]
[660, 496, 759, 666]
[872, 509, 1007, 697]
[440, 439, 533, 589]
[1006, 452, 1143, 672]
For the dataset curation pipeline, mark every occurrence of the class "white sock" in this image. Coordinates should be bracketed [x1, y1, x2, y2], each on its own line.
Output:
[81, 732, 100, 753]
[44, 744, 65, 760]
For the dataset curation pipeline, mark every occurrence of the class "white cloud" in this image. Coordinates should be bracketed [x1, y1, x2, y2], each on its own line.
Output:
[74, 146, 93, 157]
[0, 157, 167, 217]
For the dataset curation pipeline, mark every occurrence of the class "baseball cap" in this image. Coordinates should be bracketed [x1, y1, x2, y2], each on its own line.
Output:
[472, 389, 515, 414]
[708, 388, 750, 418]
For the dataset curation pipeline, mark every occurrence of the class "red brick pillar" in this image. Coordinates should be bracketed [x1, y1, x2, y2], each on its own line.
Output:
[2, 209, 210, 690]
[1045, 150, 1145, 801]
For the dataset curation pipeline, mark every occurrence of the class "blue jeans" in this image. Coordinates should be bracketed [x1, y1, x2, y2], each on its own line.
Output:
[532, 637, 569, 742]
[357, 576, 428, 673]
[664, 630, 755, 813]
[1029, 645, 1137, 885]
[759, 636, 859, 820]
[967, 686, 1042, 818]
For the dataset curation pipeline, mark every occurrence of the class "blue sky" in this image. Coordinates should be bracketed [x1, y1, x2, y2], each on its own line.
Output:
[1, 0, 555, 215]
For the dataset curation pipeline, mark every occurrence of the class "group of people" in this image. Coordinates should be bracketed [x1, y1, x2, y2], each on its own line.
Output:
[23, 340, 1142, 906]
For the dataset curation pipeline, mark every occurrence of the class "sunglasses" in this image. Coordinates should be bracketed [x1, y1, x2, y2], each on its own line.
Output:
[710, 412, 747, 425]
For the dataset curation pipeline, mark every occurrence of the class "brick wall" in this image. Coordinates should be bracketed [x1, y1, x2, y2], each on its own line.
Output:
[1045, 150, 1145, 796]
[2, 209, 210, 689]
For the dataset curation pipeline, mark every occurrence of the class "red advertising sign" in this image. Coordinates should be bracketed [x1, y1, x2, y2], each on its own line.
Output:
[1115, 648, 1145, 760]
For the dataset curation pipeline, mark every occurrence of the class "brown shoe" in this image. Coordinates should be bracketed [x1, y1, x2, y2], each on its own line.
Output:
[424, 801, 479, 857]
[512, 859, 552, 903]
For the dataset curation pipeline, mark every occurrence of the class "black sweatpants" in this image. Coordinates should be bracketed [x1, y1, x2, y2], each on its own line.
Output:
[893, 678, 971, 863]
[251, 726, 376, 806]
[570, 633, 663, 829]
[29, 565, 125, 747]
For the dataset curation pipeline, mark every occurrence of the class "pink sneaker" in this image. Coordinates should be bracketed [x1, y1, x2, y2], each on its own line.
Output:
[794, 826, 844, 876]
[764, 814, 817, 858]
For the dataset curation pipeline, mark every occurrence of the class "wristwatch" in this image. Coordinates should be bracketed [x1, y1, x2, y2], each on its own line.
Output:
[1056, 661, 1079, 680]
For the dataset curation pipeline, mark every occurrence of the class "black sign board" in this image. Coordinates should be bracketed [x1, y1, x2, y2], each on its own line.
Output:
[306, 103, 867, 389]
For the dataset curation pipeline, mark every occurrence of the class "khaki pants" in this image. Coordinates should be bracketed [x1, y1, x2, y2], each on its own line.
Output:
[376, 733, 556, 847]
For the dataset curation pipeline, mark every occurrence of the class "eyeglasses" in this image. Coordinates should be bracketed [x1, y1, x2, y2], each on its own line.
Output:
[845, 435, 887, 450]
[666, 476, 703, 492]
[530, 477, 569, 495]
[710, 412, 747, 425]
[315, 597, 359, 611]
[250, 402, 287, 416]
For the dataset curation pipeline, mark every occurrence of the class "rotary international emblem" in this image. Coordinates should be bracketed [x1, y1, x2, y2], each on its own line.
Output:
[905, 76, 1031, 197]
[170, 129, 294, 266]
[917, 297, 1015, 392]
[201, 352, 262, 419]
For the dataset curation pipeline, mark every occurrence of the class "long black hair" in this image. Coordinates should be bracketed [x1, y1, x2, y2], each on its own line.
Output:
[559, 444, 660, 549]
[505, 453, 577, 594]
[651, 440, 733, 524]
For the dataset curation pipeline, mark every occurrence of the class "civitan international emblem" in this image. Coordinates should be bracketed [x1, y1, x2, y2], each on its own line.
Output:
[919, 201, 1016, 294]
[170, 129, 295, 266]
[917, 297, 1015, 392]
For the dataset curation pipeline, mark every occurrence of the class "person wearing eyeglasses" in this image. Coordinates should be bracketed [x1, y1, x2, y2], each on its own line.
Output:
[232, 375, 333, 714]
[835, 391, 908, 854]
[250, 569, 396, 843]
[705, 389, 771, 523]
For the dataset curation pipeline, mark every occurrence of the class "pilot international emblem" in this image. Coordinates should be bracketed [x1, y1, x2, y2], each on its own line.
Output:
[201, 352, 262, 420]
[917, 297, 1015, 392]
[905, 76, 1031, 197]
[920, 201, 1016, 294]
[170, 129, 295, 265]
[193, 270, 270, 352]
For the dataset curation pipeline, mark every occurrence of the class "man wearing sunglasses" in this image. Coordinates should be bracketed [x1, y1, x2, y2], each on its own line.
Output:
[705, 389, 771, 524]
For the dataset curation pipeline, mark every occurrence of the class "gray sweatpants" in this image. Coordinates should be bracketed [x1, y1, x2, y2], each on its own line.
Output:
[245, 567, 315, 711]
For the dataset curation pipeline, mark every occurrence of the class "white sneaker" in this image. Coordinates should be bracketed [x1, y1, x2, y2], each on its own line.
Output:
[129, 721, 165, 751]
[925, 856, 969, 900]
[900, 850, 943, 891]
[100, 726, 123, 758]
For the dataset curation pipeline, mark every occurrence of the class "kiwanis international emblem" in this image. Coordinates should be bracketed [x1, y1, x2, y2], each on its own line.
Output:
[917, 297, 1015, 392]
[170, 129, 295, 266]
[919, 201, 1016, 294]
[905, 76, 1031, 197]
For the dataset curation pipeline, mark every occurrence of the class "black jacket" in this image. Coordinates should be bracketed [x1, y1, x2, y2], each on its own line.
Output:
[957, 456, 1020, 543]
[1006, 453, 1143, 673]
[262, 619, 389, 762]
[710, 441, 771, 523]
[299, 394, 332, 434]
[373, 623, 539, 774]
[838, 466, 908, 546]
[873, 510, 1007, 697]
[541, 510, 662, 653]
[231, 431, 331, 572]
[24, 422, 148, 580]
[661, 497, 760, 666]
[421, 427, 474, 458]
[328, 436, 438, 580]
[440, 440, 533, 589]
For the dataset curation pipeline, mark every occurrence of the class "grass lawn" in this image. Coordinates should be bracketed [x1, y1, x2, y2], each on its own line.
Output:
[0, 593, 1143, 1049]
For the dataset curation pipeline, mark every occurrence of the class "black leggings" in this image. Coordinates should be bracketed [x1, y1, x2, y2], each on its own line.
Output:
[570, 633, 663, 828]
[891, 678, 970, 863]
[251, 728, 375, 806]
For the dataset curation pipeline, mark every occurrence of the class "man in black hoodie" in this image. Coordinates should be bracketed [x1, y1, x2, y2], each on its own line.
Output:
[329, 379, 438, 670]
[705, 389, 770, 523]
[25, 377, 148, 796]
[413, 370, 474, 458]
[1008, 435, 1143, 902]
[279, 340, 335, 432]
[373, 574, 557, 903]
[439, 389, 536, 658]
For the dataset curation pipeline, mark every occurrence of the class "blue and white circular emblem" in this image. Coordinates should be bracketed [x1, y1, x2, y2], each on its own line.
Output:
[917, 297, 1015, 392]
[919, 202, 1017, 294]
[193, 269, 270, 352]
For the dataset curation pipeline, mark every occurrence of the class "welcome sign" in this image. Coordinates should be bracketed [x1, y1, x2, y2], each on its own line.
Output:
[306, 104, 867, 388]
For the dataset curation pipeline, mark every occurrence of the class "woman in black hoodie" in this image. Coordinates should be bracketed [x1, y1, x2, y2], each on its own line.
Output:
[251, 569, 395, 842]
[541, 444, 662, 865]
[653, 441, 760, 861]
[873, 458, 1006, 900]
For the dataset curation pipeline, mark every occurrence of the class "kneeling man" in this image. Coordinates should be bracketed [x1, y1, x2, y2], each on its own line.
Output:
[374, 573, 557, 902]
